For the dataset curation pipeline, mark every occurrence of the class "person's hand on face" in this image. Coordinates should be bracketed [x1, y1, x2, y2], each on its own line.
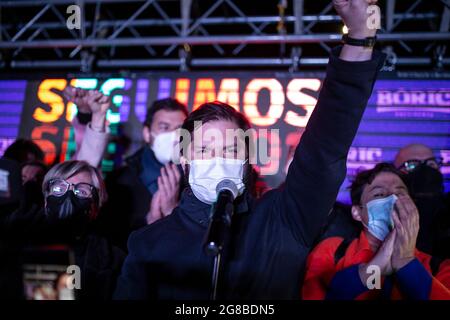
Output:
[391, 194, 419, 271]
[359, 228, 396, 285]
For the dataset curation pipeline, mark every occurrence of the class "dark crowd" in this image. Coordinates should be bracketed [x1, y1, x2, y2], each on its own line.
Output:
[0, 0, 449, 301]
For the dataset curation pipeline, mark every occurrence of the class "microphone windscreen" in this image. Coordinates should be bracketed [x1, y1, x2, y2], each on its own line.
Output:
[216, 179, 238, 200]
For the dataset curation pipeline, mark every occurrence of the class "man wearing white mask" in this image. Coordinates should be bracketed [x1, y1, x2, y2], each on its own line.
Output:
[115, 0, 387, 299]
[302, 163, 450, 300]
[100, 98, 188, 248]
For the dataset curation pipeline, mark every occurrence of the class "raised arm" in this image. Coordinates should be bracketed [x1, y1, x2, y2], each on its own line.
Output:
[280, 0, 385, 247]
[65, 87, 111, 167]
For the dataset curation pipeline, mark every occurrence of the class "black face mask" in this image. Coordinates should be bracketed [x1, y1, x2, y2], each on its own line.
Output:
[45, 191, 93, 235]
[403, 163, 444, 198]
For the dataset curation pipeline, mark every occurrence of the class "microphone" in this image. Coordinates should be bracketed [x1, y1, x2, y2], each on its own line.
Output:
[203, 179, 238, 256]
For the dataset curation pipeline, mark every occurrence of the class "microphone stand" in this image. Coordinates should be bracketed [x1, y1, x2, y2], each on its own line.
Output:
[206, 201, 227, 301]
[204, 181, 237, 301]
[204, 195, 231, 300]
[210, 252, 221, 300]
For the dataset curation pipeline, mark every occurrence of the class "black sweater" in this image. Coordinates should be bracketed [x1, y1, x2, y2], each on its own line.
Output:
[114, 46, 386, 300]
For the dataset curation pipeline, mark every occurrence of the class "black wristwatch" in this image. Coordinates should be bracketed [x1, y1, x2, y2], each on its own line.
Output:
[342, 34, 377, 48]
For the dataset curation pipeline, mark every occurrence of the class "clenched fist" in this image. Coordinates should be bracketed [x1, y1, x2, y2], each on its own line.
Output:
[333, 0, 379, 39]
[64, 86, 111, 132]
[64, 86, 110, 116]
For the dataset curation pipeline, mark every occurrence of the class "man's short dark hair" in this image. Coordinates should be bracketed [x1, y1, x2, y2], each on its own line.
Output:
[181, 101, 253, 158]
[3, 139, 44, 164]
[350, 162, 407, 205]
[181, 101, 251, 135]
[144, 98, 188, 128]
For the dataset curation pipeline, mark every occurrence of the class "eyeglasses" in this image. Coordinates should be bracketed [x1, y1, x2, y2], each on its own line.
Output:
[398, 157, 443, 173]
[48, 179, 96, 199]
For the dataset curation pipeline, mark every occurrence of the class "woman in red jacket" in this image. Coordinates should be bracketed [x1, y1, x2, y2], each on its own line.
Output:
[302, 163, 450, 300]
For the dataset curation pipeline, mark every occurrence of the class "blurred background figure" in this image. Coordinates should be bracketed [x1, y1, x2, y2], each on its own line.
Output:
[21, 161, 47, 185]
[2, 140, 47, 208]
[99, 98, 188, 249]
[395, 144, 449, 258]
[21, 161, 48, 208]
[1, 160, 125, 300]
[2, 139, 44, 165]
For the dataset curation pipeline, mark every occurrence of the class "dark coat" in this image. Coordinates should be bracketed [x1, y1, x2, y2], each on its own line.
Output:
[97, 148, 154, 248]
[114, 46, 386, 300]
[1, 205, 125, 300]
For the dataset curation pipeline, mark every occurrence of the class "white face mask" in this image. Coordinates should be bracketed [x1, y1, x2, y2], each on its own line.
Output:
[151, 131, 179, 165]
[188, 157, 246, 204]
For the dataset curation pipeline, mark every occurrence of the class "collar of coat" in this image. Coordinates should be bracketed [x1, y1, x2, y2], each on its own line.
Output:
[177, 188, 251, 227]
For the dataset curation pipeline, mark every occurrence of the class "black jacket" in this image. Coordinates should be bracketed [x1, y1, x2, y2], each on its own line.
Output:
[316, 202, 362, 244]
[1, 205, 125, 300]
[97, 148, 153, 248]
[72, 234, 126, 300]
[114, 47, 386, 300]
[99, 147, 185, 249]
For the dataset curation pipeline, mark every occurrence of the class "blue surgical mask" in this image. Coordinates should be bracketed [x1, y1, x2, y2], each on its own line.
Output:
[364, 194, 397, 241]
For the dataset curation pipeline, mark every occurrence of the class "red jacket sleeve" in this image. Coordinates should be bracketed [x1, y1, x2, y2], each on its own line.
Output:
[302, 237, 343, 300]
[392, 256, 450, 300]
[429, 259, 450, 300]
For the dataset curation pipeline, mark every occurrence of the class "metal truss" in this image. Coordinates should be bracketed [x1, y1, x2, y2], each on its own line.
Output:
[0, 0, 449, 71]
